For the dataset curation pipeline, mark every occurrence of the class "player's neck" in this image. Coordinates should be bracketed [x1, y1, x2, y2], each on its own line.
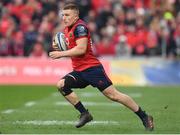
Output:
[68, 17, 79, 29]
[73, 16, 79, 24]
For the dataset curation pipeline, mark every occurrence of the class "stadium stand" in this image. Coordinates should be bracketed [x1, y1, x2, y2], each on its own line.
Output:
[0, 0, 180, 58]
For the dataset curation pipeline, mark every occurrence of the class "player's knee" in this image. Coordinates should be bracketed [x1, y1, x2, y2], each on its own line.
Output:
[56, 80, 67, 96]
[56, 79, 65, 89]
[58, 87, 72, 96]
[57, 76, 75, 96]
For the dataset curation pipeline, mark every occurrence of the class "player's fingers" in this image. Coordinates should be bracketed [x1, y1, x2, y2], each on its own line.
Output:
[49, 52, 54, 57]
[49, 52, 59, 59]
[52, 43, 58, 49]
[52, 38, 59, 50]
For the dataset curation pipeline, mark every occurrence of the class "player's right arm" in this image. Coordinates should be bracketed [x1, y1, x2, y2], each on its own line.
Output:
[49, 37, 88, 59]
[49, 25, 88, 59]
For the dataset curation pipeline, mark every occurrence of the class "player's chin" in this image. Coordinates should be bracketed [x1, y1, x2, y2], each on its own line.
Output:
[65, 23, 72, 27]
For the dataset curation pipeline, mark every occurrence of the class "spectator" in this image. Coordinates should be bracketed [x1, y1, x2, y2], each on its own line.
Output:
[24, 24, 38, 56]
[174, 22, 180, 56]
[116, 35, 132, 57]
[0, 35, 12, 56]
[95, 36, 116, 56]
[0, 0, 179, 58]
[29, 41, 47, 58]
[12, 30, 24, 56]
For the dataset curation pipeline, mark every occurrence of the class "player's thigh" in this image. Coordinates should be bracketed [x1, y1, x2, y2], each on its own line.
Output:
[62, 71, 89, 89]
[82, 65, 112, 91]
[102, 85, 119, 99]
[102, 85, 129, 101]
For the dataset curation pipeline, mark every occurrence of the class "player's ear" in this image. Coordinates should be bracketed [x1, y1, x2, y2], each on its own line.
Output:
[74, 10, 79, 18]
[76, 10, 79, 16]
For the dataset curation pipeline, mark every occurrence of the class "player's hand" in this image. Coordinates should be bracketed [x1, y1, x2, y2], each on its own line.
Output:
[49, 51, 62, 59]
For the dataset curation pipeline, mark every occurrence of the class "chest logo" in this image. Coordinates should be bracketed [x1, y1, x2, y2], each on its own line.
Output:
[69, 32, 73, 38]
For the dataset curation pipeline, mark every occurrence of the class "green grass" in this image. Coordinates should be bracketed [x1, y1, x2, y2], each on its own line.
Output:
[0, 85, 180, 134]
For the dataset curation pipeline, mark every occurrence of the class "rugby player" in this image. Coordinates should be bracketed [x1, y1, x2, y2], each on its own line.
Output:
[49, 2, 154, 131]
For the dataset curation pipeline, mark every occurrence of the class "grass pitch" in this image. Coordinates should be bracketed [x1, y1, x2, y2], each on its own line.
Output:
[0, 85, 180, 134]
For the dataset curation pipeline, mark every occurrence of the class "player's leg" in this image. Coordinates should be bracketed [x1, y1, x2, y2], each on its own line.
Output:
[102, 85, 139, 111]
[102, 85, 154, 131]
[57, 72, 93, 128]
[56, 79, 79, 106]
[82, 65, 154, 131]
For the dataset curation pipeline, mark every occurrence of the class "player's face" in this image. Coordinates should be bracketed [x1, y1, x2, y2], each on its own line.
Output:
[61, 9, 79, 27]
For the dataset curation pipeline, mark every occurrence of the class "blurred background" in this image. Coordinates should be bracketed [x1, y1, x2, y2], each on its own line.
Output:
[0, 0, 180, 86]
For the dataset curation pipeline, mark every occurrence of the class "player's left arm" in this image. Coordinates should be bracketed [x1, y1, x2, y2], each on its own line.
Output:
[49, 25, 88, 59]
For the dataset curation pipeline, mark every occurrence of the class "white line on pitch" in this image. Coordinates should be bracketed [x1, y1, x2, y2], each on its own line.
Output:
[79, 92, 101, 97]
[51, 93, 59, 97]
[52, 92, 142, 98]
[55, 101, 122, 106]
[13, 120, 120, 126]
[24, 101, 36, 107]
[80, 92, 142, 98]
[1, 109, 14, 114]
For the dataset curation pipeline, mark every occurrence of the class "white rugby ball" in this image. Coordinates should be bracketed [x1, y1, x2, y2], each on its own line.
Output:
[54, 32, 68, 51]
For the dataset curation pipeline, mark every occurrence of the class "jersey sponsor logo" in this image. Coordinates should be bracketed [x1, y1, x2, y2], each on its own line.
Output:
[98, 80, 104, 86]
[69, 32, 73, 38]
[79, 25, 85, 33]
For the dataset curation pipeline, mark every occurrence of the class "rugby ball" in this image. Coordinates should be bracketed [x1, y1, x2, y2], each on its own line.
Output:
[54, 32, 68, 51]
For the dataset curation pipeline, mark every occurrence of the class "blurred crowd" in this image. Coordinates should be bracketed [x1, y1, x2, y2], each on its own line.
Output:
[0, 0, 180, 58]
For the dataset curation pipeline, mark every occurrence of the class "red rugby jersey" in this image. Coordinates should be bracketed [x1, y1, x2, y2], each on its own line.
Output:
[64, 19, 101, 71]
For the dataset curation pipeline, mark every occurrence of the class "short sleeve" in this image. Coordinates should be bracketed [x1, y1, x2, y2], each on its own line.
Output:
[74, 25, 88, 38]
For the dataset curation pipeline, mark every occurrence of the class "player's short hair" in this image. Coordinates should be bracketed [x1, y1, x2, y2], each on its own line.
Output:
[63, 2, 79, 13]
[59, 2, 79, 17]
